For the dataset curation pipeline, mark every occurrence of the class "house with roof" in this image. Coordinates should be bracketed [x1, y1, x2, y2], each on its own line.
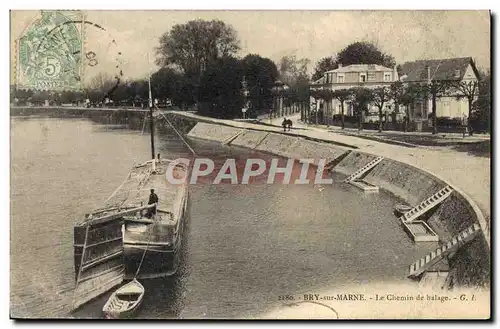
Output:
[399, 57, 480, 125]
[309, 63, 398, 119]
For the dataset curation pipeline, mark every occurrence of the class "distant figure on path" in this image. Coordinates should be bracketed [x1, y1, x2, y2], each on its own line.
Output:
[286, 119, 293, 131]
[146, 189, 159, 218]
[282, 118, 287, 131]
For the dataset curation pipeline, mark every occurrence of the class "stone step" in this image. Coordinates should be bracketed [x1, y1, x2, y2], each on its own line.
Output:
[408, 223, 481, 278]
[344, 156, 384, 183]
[401, 186, 453, 223]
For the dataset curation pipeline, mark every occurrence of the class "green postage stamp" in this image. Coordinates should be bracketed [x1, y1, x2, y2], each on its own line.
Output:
[15, 10, 85, 91]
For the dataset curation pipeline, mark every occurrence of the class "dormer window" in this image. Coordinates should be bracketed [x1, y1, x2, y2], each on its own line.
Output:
[454, 69, 461, 78]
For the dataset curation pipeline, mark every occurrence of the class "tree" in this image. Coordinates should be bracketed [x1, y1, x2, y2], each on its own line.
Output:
[199, 56, 245, 119]
[452, 80, 479, 135]
[309, 88, 334, 125]
[151, 67, 184, 105]
[88, 73, 115, 92]
[120, 80, 149, 107]
[391, 81, 422, 132]
[371, 86, 392, 132]
[309, 88, 325, 124]
[241, 54, 279, 116]
[319, 89, 334, 126]
[351, 88, 373, 131]
[332, 89, 352, 129]
[58, 90, 81, 104]
[87, 72, 118, 103]
[312, 56, 336, 82]
[471, 71, 491, 133]
[335, 41, 395, 68]
[390, 81, 404, 128]
[421, 81, 452, 134]
[112, 82, 131, 104]
[156, 19, 240, 78]
[11, 88, 34, 105]
[277, 55, 311, 106]
[30, 90, 50, 104]
[278, 55, 310, 87]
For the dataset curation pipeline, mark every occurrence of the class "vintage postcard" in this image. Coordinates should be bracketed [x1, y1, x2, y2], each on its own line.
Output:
[9, 10, 491, 320]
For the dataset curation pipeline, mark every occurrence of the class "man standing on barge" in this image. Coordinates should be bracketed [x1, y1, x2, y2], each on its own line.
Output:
[146, 189, 158, 218]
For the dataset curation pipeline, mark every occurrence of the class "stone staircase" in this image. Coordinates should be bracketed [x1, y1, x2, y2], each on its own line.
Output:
[400, 186, 453, 223]
[343, 156, 384, 183]
[408, 223, 481, 278]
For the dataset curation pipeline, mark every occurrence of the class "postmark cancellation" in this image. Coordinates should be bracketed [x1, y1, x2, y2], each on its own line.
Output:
[15, 10, 85, 91]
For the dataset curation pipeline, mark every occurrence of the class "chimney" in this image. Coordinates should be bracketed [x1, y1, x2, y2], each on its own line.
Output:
[338, 63, 343, 68]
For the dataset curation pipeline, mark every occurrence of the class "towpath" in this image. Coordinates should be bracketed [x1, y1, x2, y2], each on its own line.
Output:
[170, 111, 491, 227]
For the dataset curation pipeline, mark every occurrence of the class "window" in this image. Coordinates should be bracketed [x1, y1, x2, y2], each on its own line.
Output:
[337, 74, 344, 83]
[384, 73, 392, 82]
[359, 73, 367, 82]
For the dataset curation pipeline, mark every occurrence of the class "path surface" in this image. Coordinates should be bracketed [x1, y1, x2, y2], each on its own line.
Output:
[170, 111, 491, 225]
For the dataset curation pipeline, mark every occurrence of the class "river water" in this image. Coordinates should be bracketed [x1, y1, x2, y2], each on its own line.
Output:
[10, 114, 436, 319]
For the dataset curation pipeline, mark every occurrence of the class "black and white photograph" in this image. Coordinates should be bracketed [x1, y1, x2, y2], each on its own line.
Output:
[8, 8, 491, 320]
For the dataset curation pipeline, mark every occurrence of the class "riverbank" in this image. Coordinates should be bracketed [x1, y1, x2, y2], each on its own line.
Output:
[11, 115, 445, 319]
[170, 111, 490, 222]
[11, 106, 489, 231]
[166, 111, 490, 288]
[9, 106, 490, 287]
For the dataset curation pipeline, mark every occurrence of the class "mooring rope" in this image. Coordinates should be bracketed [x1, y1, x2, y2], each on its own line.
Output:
[140, 111, 148, 135]
[103, 168, 133, 206]
[156, 108, 196, 156]
[133, 213, 156, 279]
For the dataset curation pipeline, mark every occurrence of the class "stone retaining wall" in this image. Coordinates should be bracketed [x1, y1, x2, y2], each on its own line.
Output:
[187, 122, 242, 143]
[255, 133, 300, 158]
[230, 130, 269, 149]
[362, 157, 446, 207]
[333, 151, 379, 177]
[253, 132, 349, 166]
[178, 118, 490, 288]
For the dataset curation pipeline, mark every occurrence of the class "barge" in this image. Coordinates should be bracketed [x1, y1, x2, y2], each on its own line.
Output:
[72, 70, 190, 310]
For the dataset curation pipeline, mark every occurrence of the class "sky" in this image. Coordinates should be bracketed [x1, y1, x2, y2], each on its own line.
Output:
[10, 10, 491, 84]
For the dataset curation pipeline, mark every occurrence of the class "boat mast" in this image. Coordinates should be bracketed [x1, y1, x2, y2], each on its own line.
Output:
[148, 53, 155, 164]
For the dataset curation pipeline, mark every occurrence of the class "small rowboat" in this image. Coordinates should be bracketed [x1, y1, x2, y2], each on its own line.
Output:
[103, 279, 145, 319]
[394, 204, 413, 217]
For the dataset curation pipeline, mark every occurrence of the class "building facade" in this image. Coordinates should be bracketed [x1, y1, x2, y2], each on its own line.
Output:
[399, 57, 480, 122]
[309, 63, 398, 121]
[309, 57, 480, 129]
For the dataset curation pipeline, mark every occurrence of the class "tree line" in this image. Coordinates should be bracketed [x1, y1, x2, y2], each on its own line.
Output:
[10, 19, 491, 133]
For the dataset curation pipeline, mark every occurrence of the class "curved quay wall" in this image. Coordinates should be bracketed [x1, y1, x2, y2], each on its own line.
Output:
[11, 107, 488, 288]
[181, 117, 490, 289]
